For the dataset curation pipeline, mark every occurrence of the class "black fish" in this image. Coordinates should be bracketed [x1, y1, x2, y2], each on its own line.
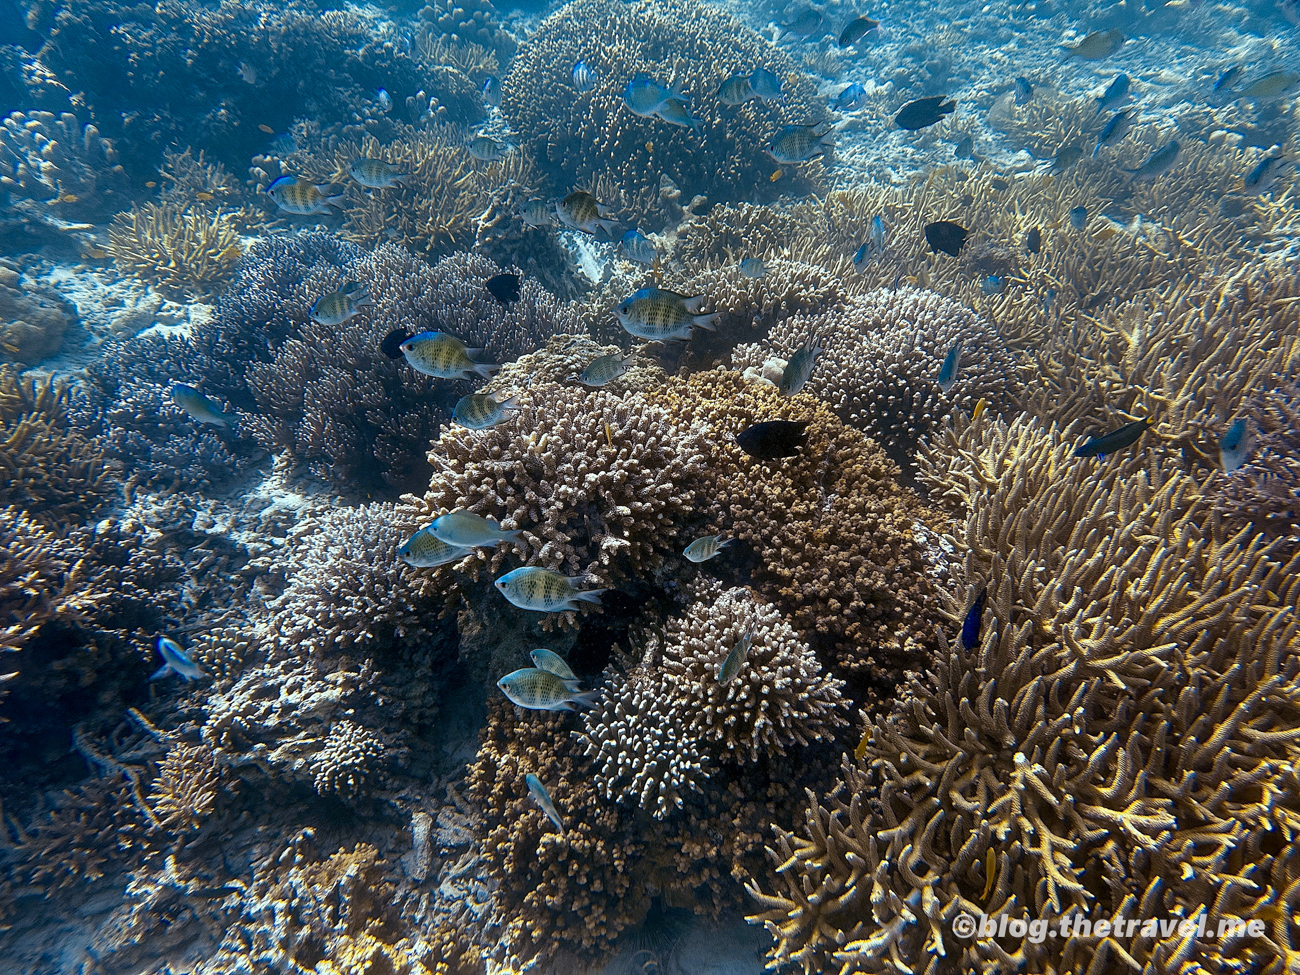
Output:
[895, 96, 956, 130]
[954, 135, 974, 159]
[1026, 227, 1041, 254]
[990, 177, 1009, 190]
[380, 328, 412, 359]
[925, 221, 968, 257]
[961, 586, 987, 650]
[736, 420, 809, 459]
[839, 16, 879, 46]
[1073, 417, 1153, 458]
[1014, 76, 1033, 105]
[486, 273, 521, 304]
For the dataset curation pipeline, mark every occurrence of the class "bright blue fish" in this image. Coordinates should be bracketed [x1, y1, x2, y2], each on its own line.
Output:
[834, 82, 867, 111]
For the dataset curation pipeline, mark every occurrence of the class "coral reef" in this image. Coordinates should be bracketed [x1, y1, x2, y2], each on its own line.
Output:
[732, 287, 1022, 465]
[108, 202, 243, 300]
[501, 0, 826, 227]
[0, 109, 128, 219]
[1213, 380, 1300, 559]
[417, 0, 516, 61]
[0, 260, 75, 365]
[147, 740, 224, 833]
[748, 412, 1300, 974]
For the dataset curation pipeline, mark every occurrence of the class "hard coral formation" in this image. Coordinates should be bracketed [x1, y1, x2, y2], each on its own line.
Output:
[502, 0, 825, 226]
[418, 0, 516, 60]
[0, 261, 74, 365]
[749, 412, 1300, 975]
[733, 287, 1022, 464]
[0, 109, 127, 219]
[108, 202, 242, 300]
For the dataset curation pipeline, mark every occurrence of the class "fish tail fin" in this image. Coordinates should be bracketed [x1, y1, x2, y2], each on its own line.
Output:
[1092, 144, 1101, 158]
[682, 294, 707, 312]
[567, 588, 607, 607]
[692, 313, 719, 331]
[497, 395, 521, 411]
[472, 362, 502, 378]
[150, 664, 173, 681]
[570, 689, 602, 709]
[597, 218, 621, 235]
[502, 529, 525, 546]
[325, 192, 346, 209]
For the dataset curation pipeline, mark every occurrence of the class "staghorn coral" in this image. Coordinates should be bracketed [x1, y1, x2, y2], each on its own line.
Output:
[732, 287, 1022, 464]
[147, 740, 224, 833]
[577, 582, 848, 818]
[749, 412, 1300, 975]
[0, 109, 128, 219]
[0, 505, 100, 655]
[1213, 380, 1300, 559]
[0, 261, 75, 365]
[501, 0, 826, 227]
[108, 202, 243, 300]
[14, 777, 149, 892]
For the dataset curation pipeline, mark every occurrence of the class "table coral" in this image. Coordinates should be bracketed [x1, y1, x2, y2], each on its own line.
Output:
[501, 0, 826, 227]
[748, 412, 1300, 975]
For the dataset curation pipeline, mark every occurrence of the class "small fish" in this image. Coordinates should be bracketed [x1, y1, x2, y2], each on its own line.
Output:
[769, 121, 835, 164]
[718, 74, 758, 105]
[616, 287, 718, 341]
[740, 257, 767, 278]
[311, 281, 372, 326]
[453, 392, 521, 430]
[834, 82, 868, 112]
[530, 649, 577, 680]
[238, 61, 258, 85]
[1049, 145, 1084, 174]
[256, 125, 273, 136]
[145, 180, 158, 187]
[431, 510, 523, 549]
[521, 198, 555, 227]
[1126, 141, 1180, 180]
[1241, 71, 1300, 99]
[937, 339, 963, 393]
[171, 384, 232, 427]
[717, 629, 754, 684]
[497, 667, 600, 709]
[556, 191, 619, 235]
[494, 568, 607, 612]
[779, 341, 821, 395]
[266, 176, 344, 215]
[656, 98, 703, 130]
[1042, 287, 1057, 316]
[152, 636, 205, 681]
[981, 275, 1004, 296]
[1214, 65, 1240, 93]
[750, 67, 784, 101]
[852, 241, 871, 271]
[268, 132, 298, 155]
[578, 352, 634, 387]
[736, 420, 808, 459]
[1068, 205, 1088, 230]
[924, 220, 968, 257]
[895, 96, 956, 130]
[780, 8, 824, 39]
[195, 191, 214, 202]
[870, 213, 886, 252]
[398, 527, 471, 568]
[624, 75, 687, 117]
[1219, 418, 1254, 473]
[525, 774, 566, 833]
[377, 88, 392, 113]
[953, 134, 974, 159]
[1014, 76, 1033, 105]
[1244, 154, 1288, 193]
[399, 331, 499, 380]
[621, 229, 658, 265]
[1072, 417, 1153, 458]
[1064, 29, 1125, 61]
[1025, 227, 1041, 254]
[380, 328, 411, 359]
[839, 16, 879, 46]
[770, 168, 784, 182]
[683, 534, 733, 563]
[1095, 74, 1130, 114]
[481, 76, 501, 106]
[960, 586, 987, 651]
[467, 136, 508, 161]
[486, 273, 521, 304]
[572, 60, 595, 92]
[1093, 109, 1134, 157]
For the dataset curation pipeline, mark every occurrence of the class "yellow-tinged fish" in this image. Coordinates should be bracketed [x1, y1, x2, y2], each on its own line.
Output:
[854, 730, 870, 760]
[467, 136, 508, 161]
[972, 398, 988, 419]
[497, 667, 599, 710]
[266, 176, 344, 215]
[452, 392, 520, 430]
[495, 567, 607, 612]
[555, 191, 619, 235]
[348, 158, 409, 188]
[616, 287, 718, 341]
[398, 331, 499, 380]
[171, 383, 233, 427]
[398, 526, 471, 568]
[1063, 29, 1124, 60]
[430, 510, 522, 549]
[530, 648, 578, 680]
[195, 191, 214, 201]
[1241, 70, 1300, 99]
[310, 281, 372, 326]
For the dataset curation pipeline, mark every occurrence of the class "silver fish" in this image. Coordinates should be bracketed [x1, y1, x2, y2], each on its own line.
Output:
[398, 526, 471, 568]
[1095, 74, 1130, 115]
[1093, 109, 1134, 157]
[171, 384, 232, 427]
[377, 88, 392, 112]
[152, 636, 205, 682]
[717, 629, 753, 684]
[750, 67, 784, 101]
[431, 510, 523, 549]
[521, 198, 555, 227]
[525, 773, 566, 833]
[621, 229, 658, 264]
[467, 136, 508, 161]
[779, 341, 821, 396]
[1126, 141, 1180, 180]
[530, 648, 577, 680]
[656, 97, 703, 130]
[348, 158, 408, 188]
[453, 392, 520, 430]
[740, 257, 766, 278]
[769, 121, 834, 164]
[266, 176, 344, 215]
[937, 338, 963, 393]
[495, 568, 607, 612]
[718, 74, 758, 105]
[616, 287, 718, 341]
[310, 281, 372, 326]
[1219, 418, 1255, 473]
[578, 352, 634, 387]
[497, 667, 599, 710]
[683, 534, 732, 563]
[399, 331, 499, 380]
[573, 60, 595, 92]
[556, 191, 619, 235]
[1244, 154, 1288, 193]
[624, 75, 687, 117]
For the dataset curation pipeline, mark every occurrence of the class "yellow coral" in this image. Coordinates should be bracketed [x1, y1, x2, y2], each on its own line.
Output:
[108, 201, 242, 299]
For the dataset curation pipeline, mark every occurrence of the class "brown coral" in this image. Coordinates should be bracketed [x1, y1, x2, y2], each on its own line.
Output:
[108, 201, 242, 300]
[0, 262, 75, 365]
[147, 741, 224, 833]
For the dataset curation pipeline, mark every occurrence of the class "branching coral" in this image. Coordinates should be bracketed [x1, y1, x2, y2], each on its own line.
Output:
[0, 109, 128, 219]
[732, 287, 1023, 464]
[310, 719, 388, 800]
[501, 0, 826, 227]
[0, 505, 99, 655]
[147, 740, 223, 833]
[418, 0, 517, 60]
[749, 412, 1300, 974]
[108, 202, 242, 300]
